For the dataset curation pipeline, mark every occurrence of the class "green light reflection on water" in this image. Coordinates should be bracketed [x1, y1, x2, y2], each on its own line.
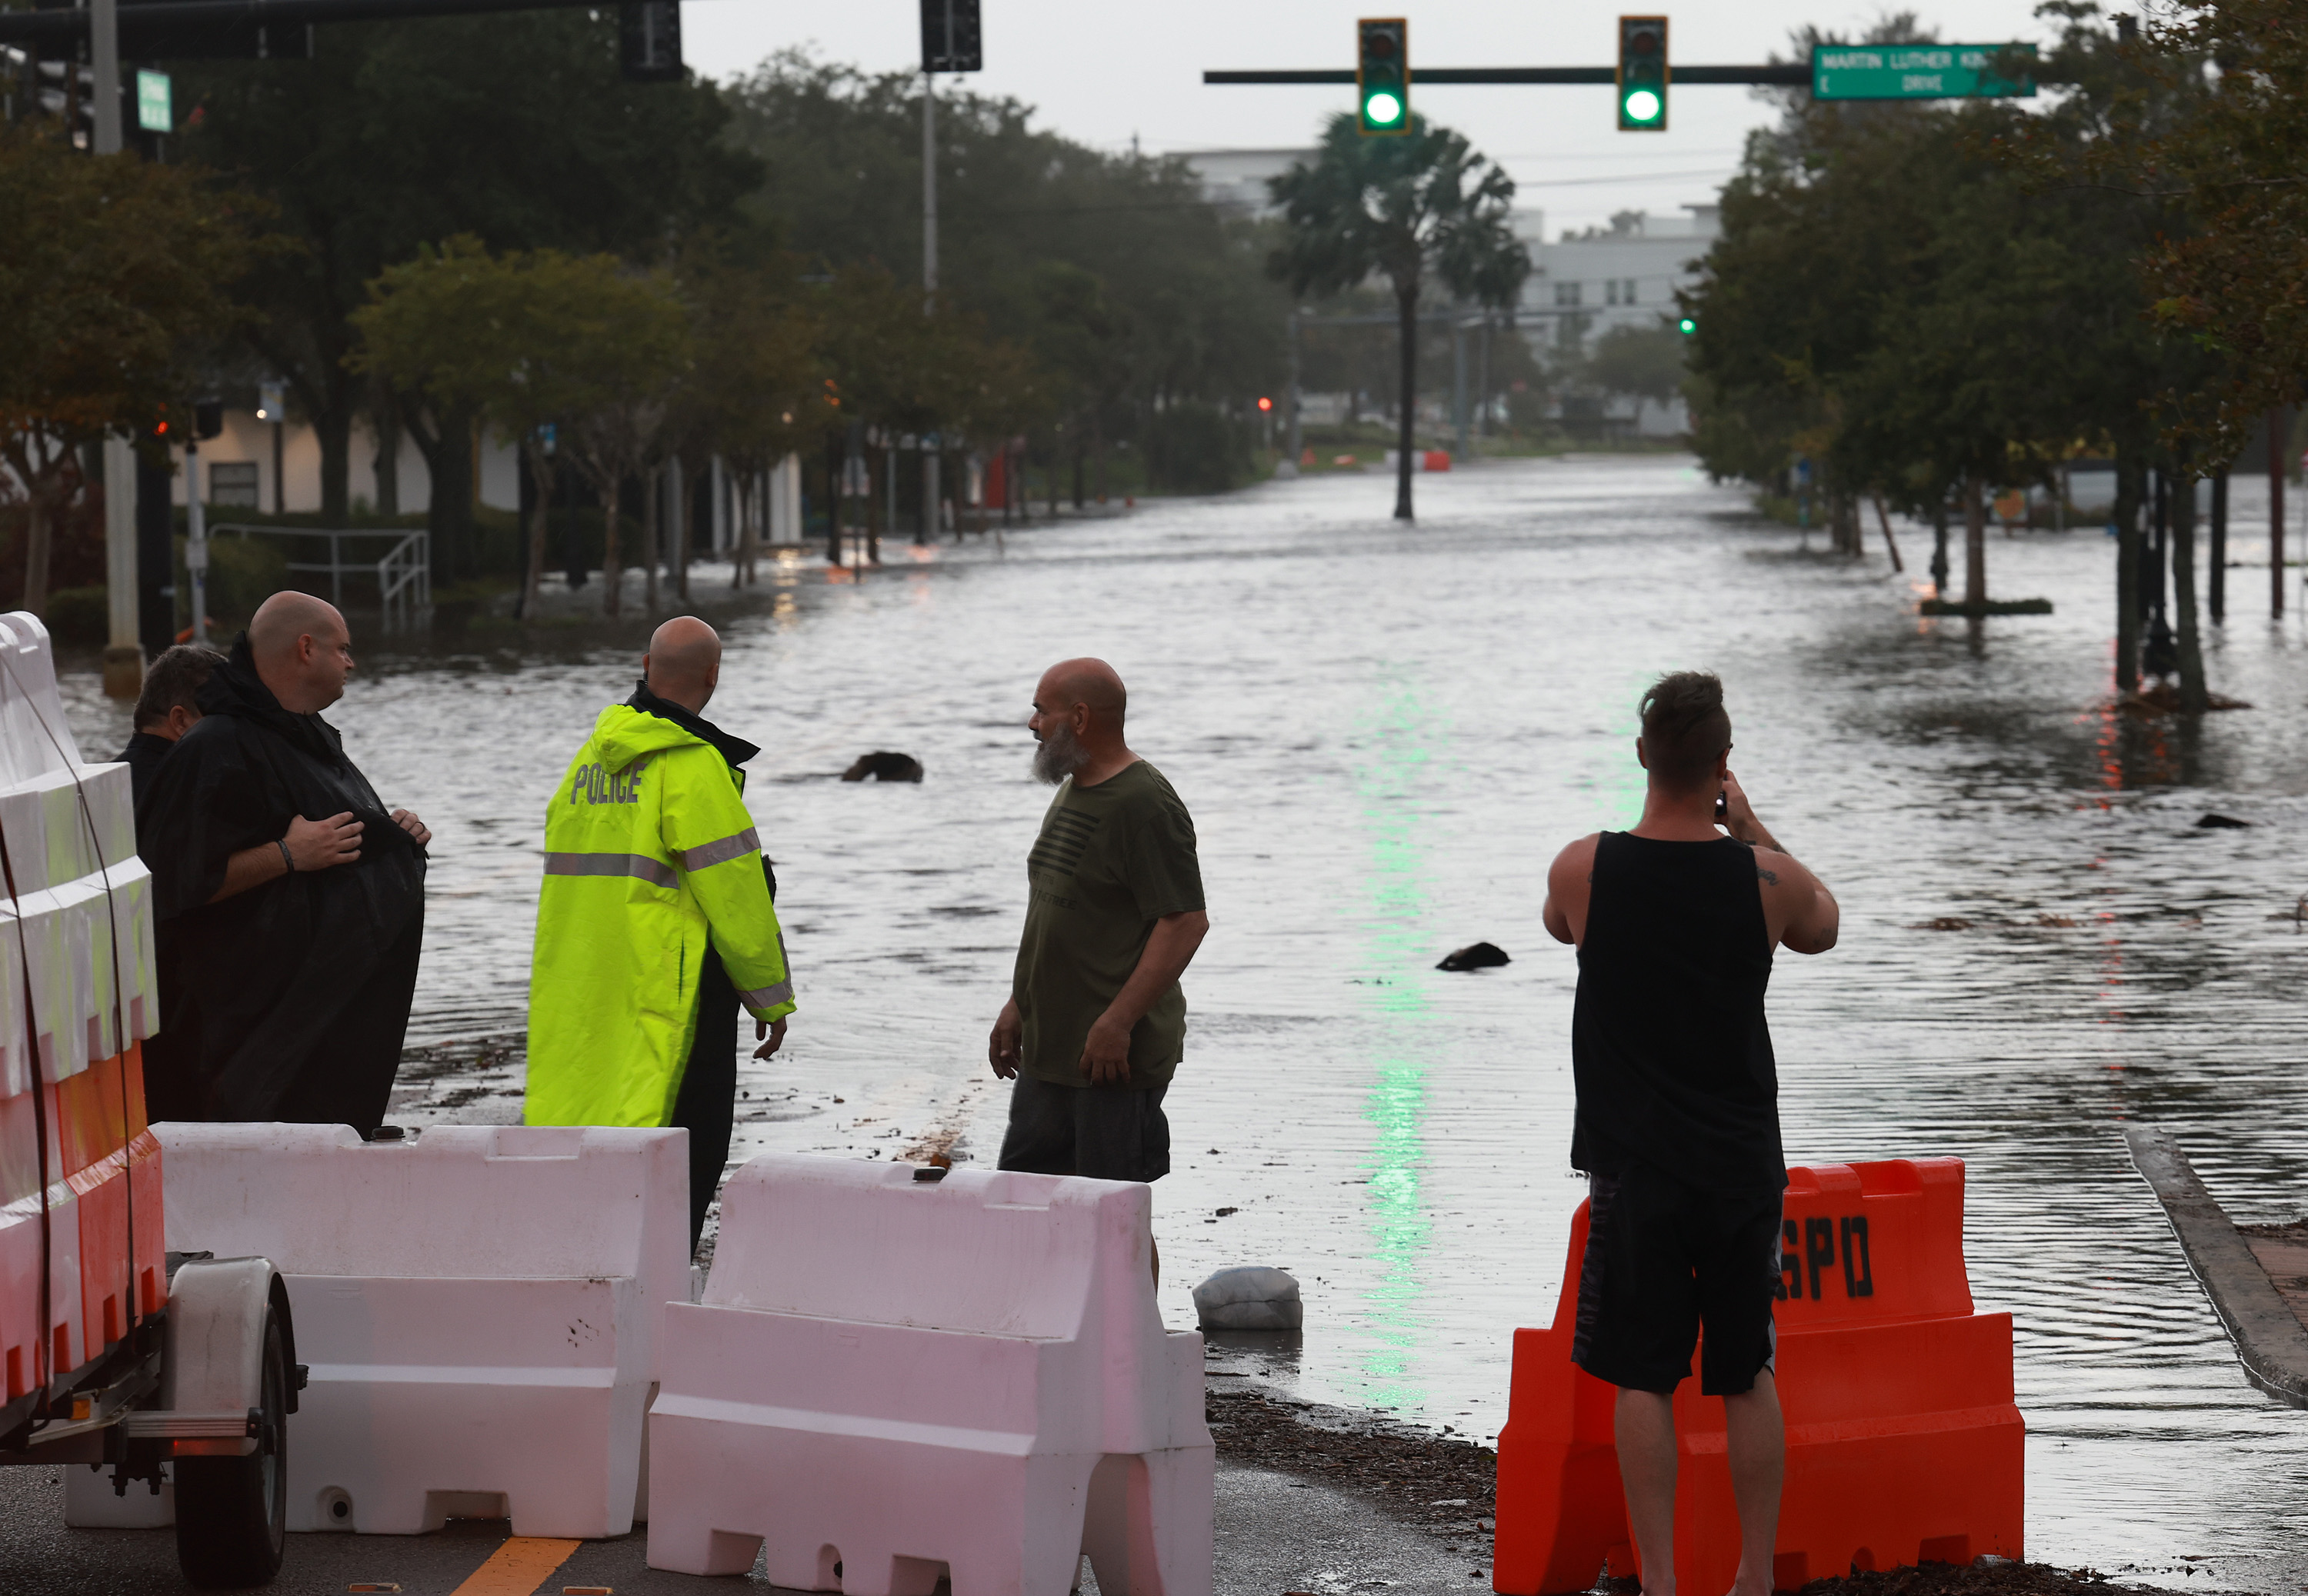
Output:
[1352, 678, 1438, 1410]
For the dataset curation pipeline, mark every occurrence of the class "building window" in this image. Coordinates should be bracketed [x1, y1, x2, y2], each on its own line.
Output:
[209, 461, 259, 508]
[1623, 278, 1638, 304]
[1605, 281, 1619, 306]
[1555, 282, 1582, 308]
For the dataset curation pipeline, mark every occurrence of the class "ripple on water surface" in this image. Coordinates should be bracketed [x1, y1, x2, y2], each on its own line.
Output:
[63, 456, 2308, 1581]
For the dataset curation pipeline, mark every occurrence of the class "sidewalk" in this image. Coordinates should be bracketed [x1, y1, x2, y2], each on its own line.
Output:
[2124, 1125, 2308, 1407]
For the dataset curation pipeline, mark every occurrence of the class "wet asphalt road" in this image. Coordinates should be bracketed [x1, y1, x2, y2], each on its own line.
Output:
[0, 1457, 1483, 1596]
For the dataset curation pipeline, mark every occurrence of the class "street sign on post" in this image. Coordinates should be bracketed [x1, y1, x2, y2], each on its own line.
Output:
[1811, 44, 2036, 100]
[135, 68, 171, 133]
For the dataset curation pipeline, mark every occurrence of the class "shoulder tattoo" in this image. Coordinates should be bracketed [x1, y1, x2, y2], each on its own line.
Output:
[1756, 863, 1779, 885]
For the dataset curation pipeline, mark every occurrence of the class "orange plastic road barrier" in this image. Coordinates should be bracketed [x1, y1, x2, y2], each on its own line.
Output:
[1423, 449, 1454, 471]
[1, 1043, 165, 1400]
[1494, 1158, 2022, 1595]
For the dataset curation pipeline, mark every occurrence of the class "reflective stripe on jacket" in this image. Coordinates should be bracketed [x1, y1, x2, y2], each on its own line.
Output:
[525, 704, 794, 1128]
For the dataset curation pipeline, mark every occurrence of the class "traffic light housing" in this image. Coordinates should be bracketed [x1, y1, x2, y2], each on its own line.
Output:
[1357, 18, 1409, 135]
[921, 0, 982, 74]
[619, 2, 683, 84]
[1618, 15, 1667, 131]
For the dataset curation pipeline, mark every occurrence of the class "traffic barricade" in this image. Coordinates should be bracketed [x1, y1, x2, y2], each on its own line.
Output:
[0, 612, 162, 1455]
[140, 1121, 688, 1538]
[645, 1154, 1214, 1596]
[1494, 1158, 2022, 1595]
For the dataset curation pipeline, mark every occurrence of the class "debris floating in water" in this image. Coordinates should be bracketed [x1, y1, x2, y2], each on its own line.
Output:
[1436, 941, 1510, 971]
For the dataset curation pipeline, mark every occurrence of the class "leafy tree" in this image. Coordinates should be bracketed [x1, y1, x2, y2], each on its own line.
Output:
[0, 125, 260, 614]
[351, 238, 688, 615]
[178, 11, 757, 549]
[722, 52, 1285, 495]
[1269, 113, 1529, 520]
[1582, 323, 1689, 429]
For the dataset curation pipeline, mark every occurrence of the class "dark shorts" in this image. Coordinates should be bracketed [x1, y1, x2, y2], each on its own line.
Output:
[997, 1073, 1171, 1183]
[1571, 1163, 1782, 1397]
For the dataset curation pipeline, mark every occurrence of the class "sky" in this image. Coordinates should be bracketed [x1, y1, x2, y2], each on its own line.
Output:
[682, 0, 2064, 238]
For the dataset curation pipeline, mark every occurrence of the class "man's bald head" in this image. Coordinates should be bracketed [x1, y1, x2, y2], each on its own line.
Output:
[1038, 657, 1126, 721]
[644, 617, 722, 715]
[247, 590, 353, 714]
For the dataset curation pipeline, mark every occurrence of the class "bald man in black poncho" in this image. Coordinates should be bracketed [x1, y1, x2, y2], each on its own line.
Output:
[136, 592, 432, 1132]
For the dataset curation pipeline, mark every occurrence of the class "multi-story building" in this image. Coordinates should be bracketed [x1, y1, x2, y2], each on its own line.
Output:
[1520, 204, 1721, 437]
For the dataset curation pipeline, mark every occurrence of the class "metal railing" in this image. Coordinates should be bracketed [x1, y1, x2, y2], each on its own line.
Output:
[212, 525, 432, 633]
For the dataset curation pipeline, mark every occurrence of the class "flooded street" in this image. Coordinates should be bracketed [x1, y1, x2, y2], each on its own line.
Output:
[62, 455, 2308, 1584]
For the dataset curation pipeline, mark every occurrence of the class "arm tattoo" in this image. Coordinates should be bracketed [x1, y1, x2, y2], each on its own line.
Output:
[1756, 864, 1779, 885]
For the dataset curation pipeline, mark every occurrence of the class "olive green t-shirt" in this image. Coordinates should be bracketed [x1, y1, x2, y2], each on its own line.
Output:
[1013, 759, 1205, 1088]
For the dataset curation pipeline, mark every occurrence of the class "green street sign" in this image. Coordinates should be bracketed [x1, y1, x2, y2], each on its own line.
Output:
[1811, 43, 2036, 101]
[135, 69, 172, 133]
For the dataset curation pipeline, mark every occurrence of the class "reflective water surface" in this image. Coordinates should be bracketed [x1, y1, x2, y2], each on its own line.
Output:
[63, 456, 2308, 1583]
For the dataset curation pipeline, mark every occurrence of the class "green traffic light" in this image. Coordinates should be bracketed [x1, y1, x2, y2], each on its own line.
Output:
[1678, 316, 1696, 335]
[1365, 90, 1403, 126]
[1623, 88, 1662, 125]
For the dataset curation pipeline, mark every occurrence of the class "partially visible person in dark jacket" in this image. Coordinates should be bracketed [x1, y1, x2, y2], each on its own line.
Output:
[115, 644, 224, 811]
[136, 592, 431, 1131]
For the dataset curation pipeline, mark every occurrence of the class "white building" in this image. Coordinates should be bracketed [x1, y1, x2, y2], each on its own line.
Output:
[1176, 148, 1316, 218]
[1521, 204, 1721, 437]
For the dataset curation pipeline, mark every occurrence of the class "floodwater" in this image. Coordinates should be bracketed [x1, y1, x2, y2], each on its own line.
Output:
[61, 455, 2308, 1585]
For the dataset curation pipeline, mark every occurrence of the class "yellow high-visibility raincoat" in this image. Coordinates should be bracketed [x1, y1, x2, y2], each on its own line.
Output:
[525, 703, 794, 1128]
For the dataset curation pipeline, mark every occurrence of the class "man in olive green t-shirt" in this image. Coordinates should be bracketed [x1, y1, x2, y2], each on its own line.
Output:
[988, 658, 1209, 1193]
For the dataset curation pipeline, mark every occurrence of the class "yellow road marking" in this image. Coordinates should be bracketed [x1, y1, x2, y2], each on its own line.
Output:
[446, 1537, 582, 1596]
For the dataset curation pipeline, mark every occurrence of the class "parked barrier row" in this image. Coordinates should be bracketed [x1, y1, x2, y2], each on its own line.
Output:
[646, 1155, 1214, 1596]
[1494, 1158, 2023, 1595]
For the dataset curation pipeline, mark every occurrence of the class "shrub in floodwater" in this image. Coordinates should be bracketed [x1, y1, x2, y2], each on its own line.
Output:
[1147, 404, 1256, 495]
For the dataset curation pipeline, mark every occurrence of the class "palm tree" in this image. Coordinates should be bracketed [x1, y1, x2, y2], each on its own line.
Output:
[1269, 113, 1529, 521]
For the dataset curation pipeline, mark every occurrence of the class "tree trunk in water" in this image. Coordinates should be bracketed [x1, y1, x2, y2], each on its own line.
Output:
[400, 405, 474, 588]
[2171, 468, 2208, 714]
[643, 468, 661, 611]
[315, 397, 354, 527]
[1093, 415, 1108, 505]
[1072, 427, 1085, 508]
[1964, 475, 1987, 607]
[521, 448, 552, 618]
[1394, 287, 1417, 521]
[602, 481, 623, 618]
[372, 398, 401, 518]
[2113, 447, 2143, 696]
[675, 462, 693, 602]
[22, 496, 52, 618]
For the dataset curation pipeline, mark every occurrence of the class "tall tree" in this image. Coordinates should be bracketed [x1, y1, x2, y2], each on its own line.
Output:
[1268, 114, 1528, 520]
[0, 125, 258, 614]
[178, 11, 756, 541]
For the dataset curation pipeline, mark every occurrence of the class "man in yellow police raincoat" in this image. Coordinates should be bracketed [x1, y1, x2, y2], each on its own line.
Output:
[526, 617, 795, 1250]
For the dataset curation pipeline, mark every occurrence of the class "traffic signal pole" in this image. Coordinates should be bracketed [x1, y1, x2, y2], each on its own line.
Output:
[922, 65, 938, 541]
[91, 0, 145, 698]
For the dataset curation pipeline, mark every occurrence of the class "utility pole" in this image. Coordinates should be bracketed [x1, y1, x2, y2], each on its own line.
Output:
[92, 0, 143, 698]
[2272, 409, 2286, 620]
[1279, 308, 1302, 477]
[1452, 318, 1469, 464]
[921, 65, 939, 541]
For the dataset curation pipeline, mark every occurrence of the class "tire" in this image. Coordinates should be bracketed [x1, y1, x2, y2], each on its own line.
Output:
[173, 1298, 288, 1588]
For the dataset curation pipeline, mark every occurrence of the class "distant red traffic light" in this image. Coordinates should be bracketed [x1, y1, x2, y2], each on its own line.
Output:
[1257, 396, 1272, 411]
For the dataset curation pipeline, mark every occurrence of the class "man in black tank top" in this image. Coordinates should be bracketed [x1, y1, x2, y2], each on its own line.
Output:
[1543, 671, 1839, 1596]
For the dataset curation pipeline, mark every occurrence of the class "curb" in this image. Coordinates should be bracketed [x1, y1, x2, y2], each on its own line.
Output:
[2123, 1124, 2308, 1408]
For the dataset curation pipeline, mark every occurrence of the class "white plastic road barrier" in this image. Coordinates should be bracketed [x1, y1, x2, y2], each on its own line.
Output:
[1190, 1267, 1302, 1332]
[0, 612, 162, 1469]
[646, 1155, 1215, 1596]
[146, 1121, 687, 1538]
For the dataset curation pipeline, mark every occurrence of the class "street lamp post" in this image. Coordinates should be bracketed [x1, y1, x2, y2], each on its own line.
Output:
[92, 0, 145, 697]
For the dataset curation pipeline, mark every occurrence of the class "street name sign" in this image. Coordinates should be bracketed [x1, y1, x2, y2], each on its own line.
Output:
[1812, 44, 2036, 100]
[135, 68, 172, 133]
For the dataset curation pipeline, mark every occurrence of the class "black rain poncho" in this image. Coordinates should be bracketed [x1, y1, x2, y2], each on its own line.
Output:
[135, 636, 426, 1131]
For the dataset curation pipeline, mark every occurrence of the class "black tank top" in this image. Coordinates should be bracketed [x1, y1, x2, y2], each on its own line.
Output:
[1570, 831, 1783, 1193]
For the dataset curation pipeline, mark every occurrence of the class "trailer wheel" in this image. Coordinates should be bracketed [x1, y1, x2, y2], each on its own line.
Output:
[174, 1294, 289, 1587]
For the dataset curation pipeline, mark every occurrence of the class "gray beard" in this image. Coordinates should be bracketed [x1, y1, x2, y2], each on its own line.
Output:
[1033, 724, 1089, 786]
